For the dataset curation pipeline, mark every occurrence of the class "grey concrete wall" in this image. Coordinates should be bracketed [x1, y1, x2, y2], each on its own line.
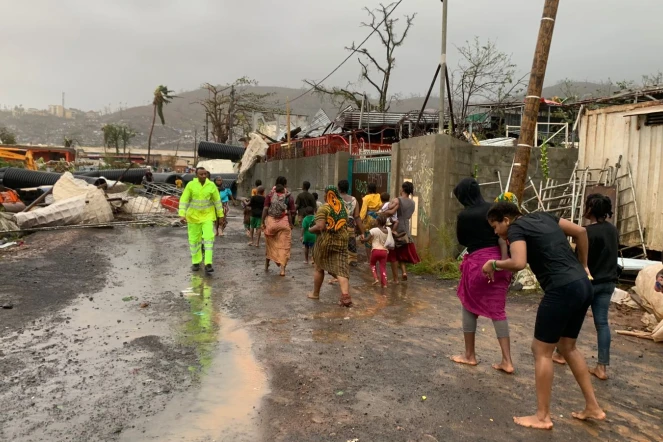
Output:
[237, 152, 350, 199]
[391, 135, 578, 260]
[239, 136, 578, 261]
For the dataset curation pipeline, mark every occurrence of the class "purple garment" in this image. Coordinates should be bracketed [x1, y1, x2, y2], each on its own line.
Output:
[457, 246, 511, 321]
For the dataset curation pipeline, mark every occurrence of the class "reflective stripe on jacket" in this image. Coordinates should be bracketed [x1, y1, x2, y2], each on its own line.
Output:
[178, 179, 224, 223]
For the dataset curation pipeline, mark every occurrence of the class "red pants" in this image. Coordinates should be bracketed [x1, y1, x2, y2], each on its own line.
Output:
[370, 249, 388, 287]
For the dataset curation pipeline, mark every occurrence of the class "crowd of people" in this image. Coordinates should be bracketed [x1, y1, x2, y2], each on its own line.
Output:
[178, 169, 624, 431]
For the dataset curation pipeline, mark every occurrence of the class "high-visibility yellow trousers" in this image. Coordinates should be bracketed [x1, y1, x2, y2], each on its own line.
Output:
[188, 220, 215, 265]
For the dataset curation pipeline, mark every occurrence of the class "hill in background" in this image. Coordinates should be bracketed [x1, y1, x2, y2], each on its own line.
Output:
[0, 80, 613, 150]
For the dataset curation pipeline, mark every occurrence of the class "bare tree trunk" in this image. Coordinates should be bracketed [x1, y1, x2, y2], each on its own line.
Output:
[147, 104, 156, 164]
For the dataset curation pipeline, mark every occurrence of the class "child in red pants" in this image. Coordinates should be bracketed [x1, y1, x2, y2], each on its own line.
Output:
[362, 215, 392, 287]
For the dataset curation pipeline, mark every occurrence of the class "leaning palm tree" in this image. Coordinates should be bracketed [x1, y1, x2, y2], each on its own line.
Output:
[147, 85, 176, 164]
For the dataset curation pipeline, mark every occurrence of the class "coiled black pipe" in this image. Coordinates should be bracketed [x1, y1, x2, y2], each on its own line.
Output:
[152, 173, 182, 184]
[181, 173, 237, 183]
[1, 168, 106, 188]
[197, 141, 245, 161]
[74, 168, 147, 184]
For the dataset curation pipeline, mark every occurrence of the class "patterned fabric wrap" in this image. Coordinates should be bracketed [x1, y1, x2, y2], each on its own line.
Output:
[324, 186, 348, 232]
[495, 192, 519, 205]
[313, 204, 350, 278]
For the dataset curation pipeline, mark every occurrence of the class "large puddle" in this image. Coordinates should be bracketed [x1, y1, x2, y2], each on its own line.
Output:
[120, 274, 268, 442]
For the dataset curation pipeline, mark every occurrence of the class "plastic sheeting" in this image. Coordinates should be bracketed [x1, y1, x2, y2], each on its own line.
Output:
[53, 172, 114, 225]
[237, 133, 269, 184]
[633, 263, 663, 321]
[121, 196, 167, 215]
[195, 159, 236, 174]
[14, 195, 86, 229]
[0, 212, 19, 233]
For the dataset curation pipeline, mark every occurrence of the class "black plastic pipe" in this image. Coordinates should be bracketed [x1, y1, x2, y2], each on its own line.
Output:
[197, 142, 245, 161]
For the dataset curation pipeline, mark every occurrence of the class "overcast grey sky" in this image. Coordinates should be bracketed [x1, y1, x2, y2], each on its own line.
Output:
[1, 0, 661, 111]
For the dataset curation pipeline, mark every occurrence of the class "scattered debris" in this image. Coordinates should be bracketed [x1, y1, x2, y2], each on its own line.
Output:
[2, 303, 14, 309]
[122, 296, 135, 302]
[139, 302, 150, 309]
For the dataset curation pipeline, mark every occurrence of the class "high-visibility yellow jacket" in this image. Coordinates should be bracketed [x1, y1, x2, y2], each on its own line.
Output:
[178, 179, 224, 223]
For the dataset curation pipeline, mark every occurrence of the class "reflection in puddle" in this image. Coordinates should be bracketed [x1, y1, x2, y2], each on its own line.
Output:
[181, 274, 217, 374]
[121, 275, 268, 441]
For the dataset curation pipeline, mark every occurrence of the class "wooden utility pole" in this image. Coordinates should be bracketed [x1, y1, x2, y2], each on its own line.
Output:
[510, 0, 560, 202]
[438, 0, 448, 134]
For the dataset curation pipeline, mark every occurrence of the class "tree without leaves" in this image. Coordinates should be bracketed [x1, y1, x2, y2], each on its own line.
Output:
[450, 37, 527, 135]
[642, 71, 663, 88]
[304, 2, 415, 112]
[148, 85, 176, 163]
[198, 77, 275, 143]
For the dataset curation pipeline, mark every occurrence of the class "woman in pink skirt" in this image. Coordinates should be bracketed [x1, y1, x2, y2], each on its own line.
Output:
[451, 178, 514, 373]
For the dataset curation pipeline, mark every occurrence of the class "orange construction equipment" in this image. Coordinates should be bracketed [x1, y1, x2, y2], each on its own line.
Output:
[0, 148, 38, 170]
[0, 188, 26, 213]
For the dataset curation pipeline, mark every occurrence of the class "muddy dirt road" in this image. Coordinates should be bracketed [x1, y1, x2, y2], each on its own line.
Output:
[1, 217, 662, 441]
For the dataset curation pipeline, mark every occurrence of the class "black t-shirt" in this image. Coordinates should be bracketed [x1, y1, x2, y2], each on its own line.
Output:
[456, 202, 499, 254]
[295, 191, 316, 216]
[586, 222, 619, 284]
[507, 212, 586, 292]
[249, 195, 265, 218]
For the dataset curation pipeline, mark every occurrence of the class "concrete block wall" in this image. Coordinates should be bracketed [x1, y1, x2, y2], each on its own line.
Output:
[237, 152, 350, 199]
[239, 136, 578, 261]
[391, 135, 578, 260]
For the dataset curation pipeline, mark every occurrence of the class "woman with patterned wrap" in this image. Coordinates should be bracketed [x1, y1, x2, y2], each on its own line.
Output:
[307, 186, 353, 307]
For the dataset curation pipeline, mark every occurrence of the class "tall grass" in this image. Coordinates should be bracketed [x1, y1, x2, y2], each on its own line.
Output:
[408, 221, 462, 280]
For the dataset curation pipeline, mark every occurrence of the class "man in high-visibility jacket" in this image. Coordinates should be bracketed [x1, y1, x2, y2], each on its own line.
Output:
[179, 167, 224, 273]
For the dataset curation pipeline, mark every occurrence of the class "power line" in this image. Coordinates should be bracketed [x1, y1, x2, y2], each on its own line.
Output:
[290, 0, 406, 103]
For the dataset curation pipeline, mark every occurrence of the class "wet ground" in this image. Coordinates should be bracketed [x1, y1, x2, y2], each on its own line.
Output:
[1, 216, 662, 442]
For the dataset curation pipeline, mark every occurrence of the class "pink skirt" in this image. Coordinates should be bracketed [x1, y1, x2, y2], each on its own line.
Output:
[457, 246, 511, 321]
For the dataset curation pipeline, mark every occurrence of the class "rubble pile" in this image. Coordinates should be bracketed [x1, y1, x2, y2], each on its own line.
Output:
[0, 167, 185, 238]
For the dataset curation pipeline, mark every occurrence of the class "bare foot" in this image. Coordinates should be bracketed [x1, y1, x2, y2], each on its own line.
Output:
[451, 355, 478, 366]
[279, 269, 286, 277]
[328, 278, 338, 285]
[552, 353, 567, 365]
[589, 365, 608, 380]
[392, 279, 400, 285]
[307, 292, 320, 300]
[572, 407, 606, 422]
[492, 362, 515, 374]
[372, 280, 380, 285]
[248, 241, 254, 246]
[513, 415, 553, 430]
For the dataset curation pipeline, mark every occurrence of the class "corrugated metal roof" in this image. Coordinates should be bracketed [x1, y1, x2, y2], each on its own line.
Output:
[300, 109, 332, 137]
[335, 110, 439, 129]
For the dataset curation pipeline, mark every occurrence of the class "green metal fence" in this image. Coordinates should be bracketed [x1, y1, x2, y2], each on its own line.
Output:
[348, 156, 391, 202]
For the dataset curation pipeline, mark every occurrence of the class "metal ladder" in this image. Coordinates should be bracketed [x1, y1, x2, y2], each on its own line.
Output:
[616, 163, 647, 258]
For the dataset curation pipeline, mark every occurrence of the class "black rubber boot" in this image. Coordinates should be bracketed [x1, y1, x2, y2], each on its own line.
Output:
[191, 263, 201, 272]
[205, 264, 214, 273]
